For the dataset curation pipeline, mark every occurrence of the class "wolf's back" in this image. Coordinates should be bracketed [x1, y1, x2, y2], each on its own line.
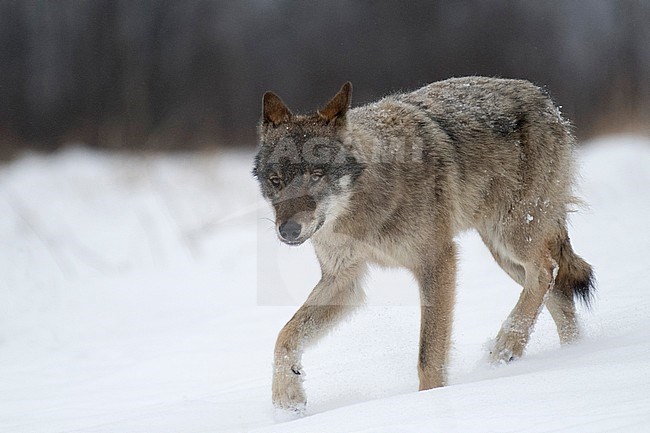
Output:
[343, 76, 578, 233]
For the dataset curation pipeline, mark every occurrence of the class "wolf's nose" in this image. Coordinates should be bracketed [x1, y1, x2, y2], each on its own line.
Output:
[279, 220, 302, 242]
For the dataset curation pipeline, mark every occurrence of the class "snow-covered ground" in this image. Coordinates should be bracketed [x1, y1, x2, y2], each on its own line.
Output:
[0, 136, 649, 433]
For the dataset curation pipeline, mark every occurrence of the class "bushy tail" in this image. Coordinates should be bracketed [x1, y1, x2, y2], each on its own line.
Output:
[551, 228, 596, 307]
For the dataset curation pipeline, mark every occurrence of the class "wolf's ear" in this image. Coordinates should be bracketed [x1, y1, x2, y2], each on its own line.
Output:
[318, 82, 352, 124]
[263, 91, 293, 127]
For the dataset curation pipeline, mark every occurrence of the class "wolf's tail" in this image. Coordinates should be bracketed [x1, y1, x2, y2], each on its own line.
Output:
[550, 227, 595, 307]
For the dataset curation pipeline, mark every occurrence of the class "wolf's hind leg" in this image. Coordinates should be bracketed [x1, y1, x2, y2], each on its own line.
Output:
[545, 226, 594, 344]
[272, 263, 366, 412]
[545, 288, 579, 344]
[482, 230, 582, 345]
[415, 241, 457, 390]
[480, 232, 526, 286]
[490, 251, 557, 364]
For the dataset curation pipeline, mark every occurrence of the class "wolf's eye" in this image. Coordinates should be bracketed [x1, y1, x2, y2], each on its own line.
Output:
[310, 172, 323, 182]
[269, 176, 282, 188]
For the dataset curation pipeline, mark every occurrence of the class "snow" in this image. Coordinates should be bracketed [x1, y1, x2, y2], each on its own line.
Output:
[1, 136, 649, 432]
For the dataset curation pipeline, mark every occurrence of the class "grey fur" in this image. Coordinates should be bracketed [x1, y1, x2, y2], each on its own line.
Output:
[253, 77, 594, 412]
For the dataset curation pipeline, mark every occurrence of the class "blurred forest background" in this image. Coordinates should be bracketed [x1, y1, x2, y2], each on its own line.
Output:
[0, 0, 648, 159]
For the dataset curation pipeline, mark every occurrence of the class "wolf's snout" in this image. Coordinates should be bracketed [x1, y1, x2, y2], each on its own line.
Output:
[278, 220, 302, 242]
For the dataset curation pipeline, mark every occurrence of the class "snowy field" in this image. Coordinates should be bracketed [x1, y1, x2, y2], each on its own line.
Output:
[1, 136, 649, 433]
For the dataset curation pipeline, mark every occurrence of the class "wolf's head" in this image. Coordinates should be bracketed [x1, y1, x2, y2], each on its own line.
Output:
[253, 82, 364, 246]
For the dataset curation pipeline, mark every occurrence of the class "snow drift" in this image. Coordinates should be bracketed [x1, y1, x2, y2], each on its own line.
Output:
[0, 136, 649, 432]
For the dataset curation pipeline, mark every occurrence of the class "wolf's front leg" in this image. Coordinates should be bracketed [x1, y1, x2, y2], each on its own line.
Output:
[415, 241, 457, 390]
[272, 332, 307, 413]
[272, 265, 365, 412]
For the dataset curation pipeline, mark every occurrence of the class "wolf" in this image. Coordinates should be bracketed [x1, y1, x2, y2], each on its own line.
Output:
[252, 77, 594, 412]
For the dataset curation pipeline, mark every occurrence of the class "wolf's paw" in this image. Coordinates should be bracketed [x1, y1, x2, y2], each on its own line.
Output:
[272, 365, 306, 415]
[489, 328, 526, 365]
